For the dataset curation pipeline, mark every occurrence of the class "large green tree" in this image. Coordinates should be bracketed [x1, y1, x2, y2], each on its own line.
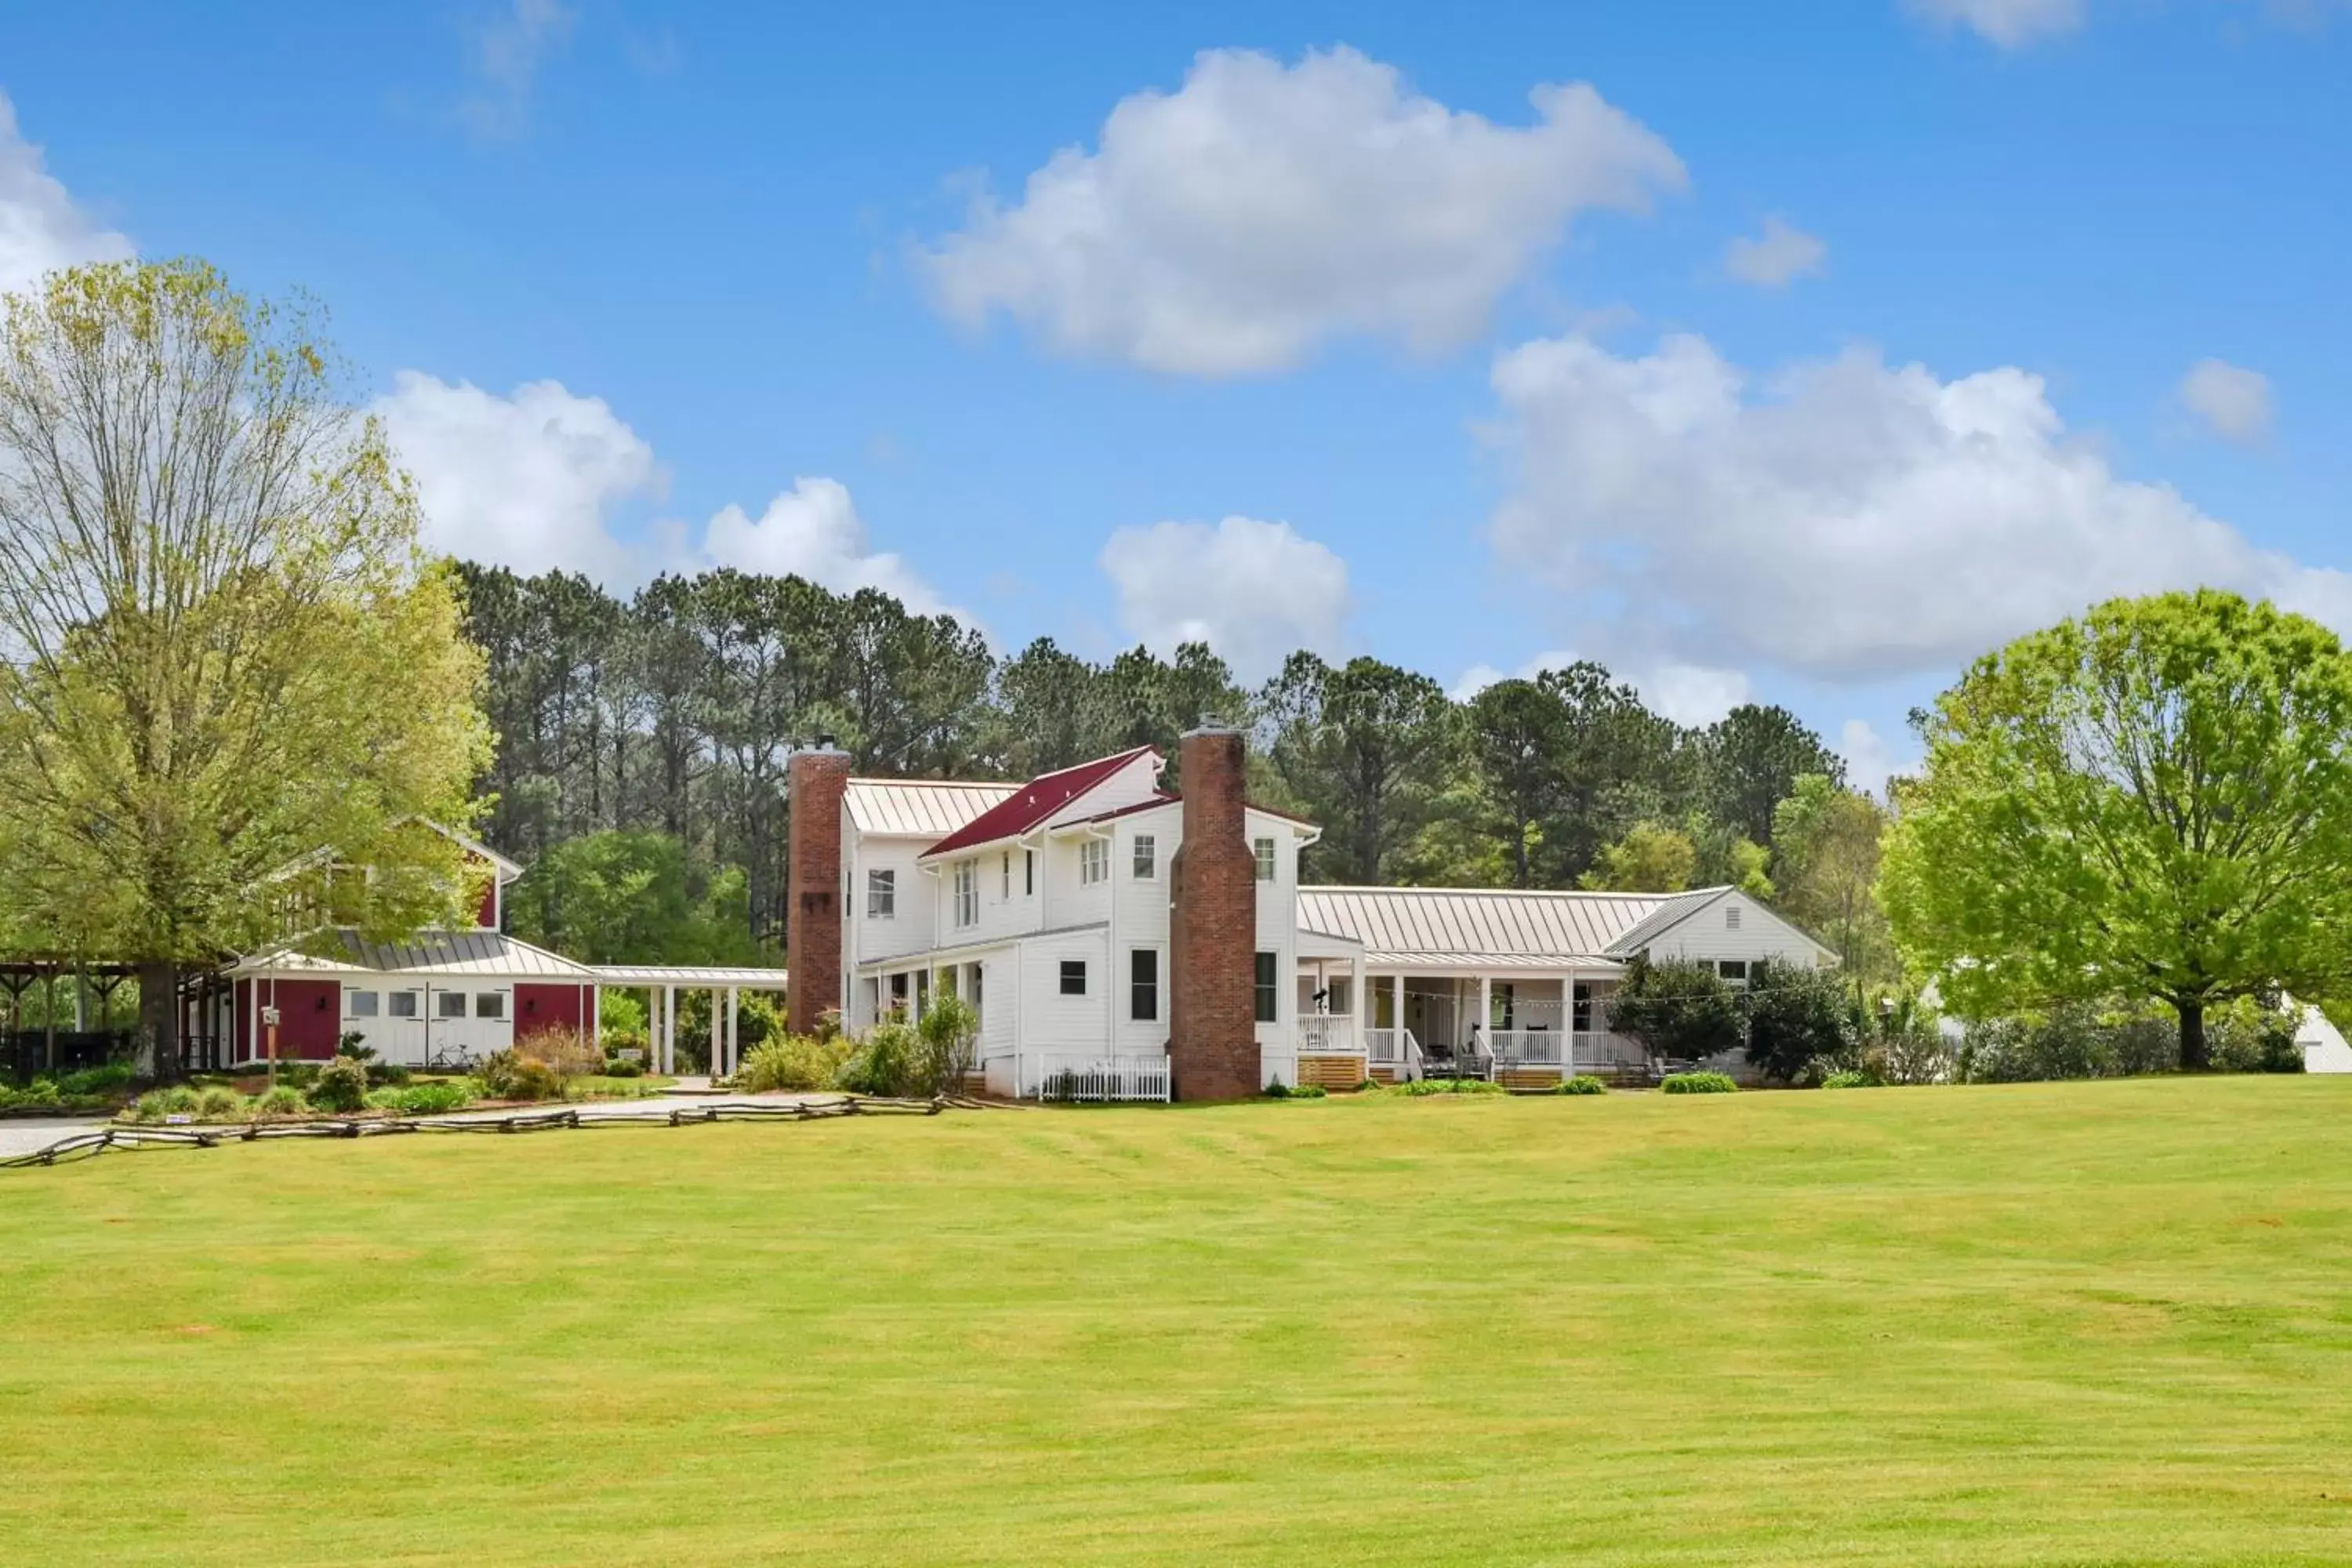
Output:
[1260, 654, 1457, 884]
[1773, 773, 1893, 985]
[0, 260, 491, 1076]
[1882, 590, 2352, 1070]
[1699, 704, 1845, 848]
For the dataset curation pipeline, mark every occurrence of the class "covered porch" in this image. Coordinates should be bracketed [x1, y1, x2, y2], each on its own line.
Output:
[1362, 965, 1642, 1086]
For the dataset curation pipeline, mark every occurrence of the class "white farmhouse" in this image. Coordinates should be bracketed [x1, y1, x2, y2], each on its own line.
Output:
[786, 725, 1831, 1101]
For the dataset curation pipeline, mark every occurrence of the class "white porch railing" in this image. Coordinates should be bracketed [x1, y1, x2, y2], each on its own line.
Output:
[1020, 1052, 1171, 1104]
[1298, 1015, 1360, 1055]
[1489, 1028, 1564, 1066]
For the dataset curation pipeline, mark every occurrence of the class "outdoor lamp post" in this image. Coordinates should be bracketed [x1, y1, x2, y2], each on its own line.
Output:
[262, 1005, 281, 1087]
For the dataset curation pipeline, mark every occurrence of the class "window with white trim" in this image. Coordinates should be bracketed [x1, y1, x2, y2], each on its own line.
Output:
[1132, 833, 1156, 879]
[388, 992, 418, 1018]
[1059, 960, 1087, 996]
[475, 992, 506, 1020]
[1130, 948, 1158, 1022]
[438, 991, 467, 1018]
[1254, 837, 1276, 882]
[1080, 838, 1109, 885]
[1000, 851, 1011, 900]
[347, 991, 379, 1017]
[954, 859, 978, 927]
[1254, 952, 1279, 1023]
[866, 869, 895, 920]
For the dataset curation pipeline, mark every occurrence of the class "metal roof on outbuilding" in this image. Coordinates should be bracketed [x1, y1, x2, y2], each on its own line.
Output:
[232, 929, 601, 978]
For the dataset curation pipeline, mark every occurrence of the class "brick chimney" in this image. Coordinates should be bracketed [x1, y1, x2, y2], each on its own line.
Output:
[1167, 723, 1258, 1101]
[786, 742, 852, 1036]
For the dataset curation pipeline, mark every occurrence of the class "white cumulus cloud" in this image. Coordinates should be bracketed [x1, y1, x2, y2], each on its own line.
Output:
[920, 46, 1686, 376]
[1835, 718, 1918, 800]
[1905, 0, 2085, 47]
[0, 90, 133, 296]
[375, 372, 661, 580]
[1099, 515, 1352, 680]
[701, 477, 956, 618]
[1635, 661, 1755, 727]
[2178, 358, 2273, 445]
[1485, 331, 2352, 680]
[1723, 216, 1826, 289]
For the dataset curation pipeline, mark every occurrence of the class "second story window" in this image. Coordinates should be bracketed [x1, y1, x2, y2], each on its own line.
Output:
[954, 859, 978, 927]
[1080, 838, 1109, 886]
[1254, 837, 1276, 882]
[866, 869, 895, 920]
[1000, 851, 1011, 900]
[1132, 833, 1156, 879]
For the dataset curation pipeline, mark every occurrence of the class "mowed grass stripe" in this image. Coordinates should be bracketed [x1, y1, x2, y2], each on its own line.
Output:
[2, 1077, 2350, 1565]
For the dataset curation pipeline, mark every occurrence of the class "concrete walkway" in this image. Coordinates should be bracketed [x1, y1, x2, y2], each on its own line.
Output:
[0, 1117, 108, 1160]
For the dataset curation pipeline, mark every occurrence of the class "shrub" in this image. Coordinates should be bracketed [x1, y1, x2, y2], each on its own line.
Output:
[365, 1061, 411, 1087]
[734, 1033, 855, 1094]
[307, 1056, 371, 1112]
[600, 1026, 650, 1067]
[1820, 1070, 1876, 1090]
[1391, 1076, 1507, 1097]
[335, 1033, 376, 1061]
[2, 1080, 65, 1112]
[601, 1057, 643, 1079]
[914, 994, 982, 1092]
[1661, 1072, 1739, 1094]
[2210, 1003, 2304, 1074]
[1610, 956, 1747, 1067]
[195, 1086, 245, 1121]
[1558, 1075, 1609, 1096]
[475, 1050, 563, 1102]
[1744, 959, 1855, 1084]
[122, 1085, 205, 1123]
[373, 1080, 474, 1116]
[55, 1064, 133, 1097]
[515, 1024, 601, 1079]
[838, 1018, 925, 1098]
[1264, 1080, 1327, 1099]
[251, 1085, 308, 1117]
[1958, 1002, 2183, 1083]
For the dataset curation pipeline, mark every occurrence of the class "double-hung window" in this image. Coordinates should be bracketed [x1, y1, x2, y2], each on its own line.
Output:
[1130, 949, 1159, 1022]
[1000, 852, 1011, 900]
[1059, 960, 1087, 996]
[1254, 952, 1279, 1024]
[1132, 833, 1156, 879]
[1080, 838, 1109, 886]
[866, 869, 895, 920]
[1254, 837, 1276, 882]
[954, 859, 978, 927]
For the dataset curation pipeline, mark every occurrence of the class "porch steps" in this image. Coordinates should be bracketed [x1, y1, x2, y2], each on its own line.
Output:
[1495, 1067, 1563, 1094]
[1368, 1065, 1401, 1087]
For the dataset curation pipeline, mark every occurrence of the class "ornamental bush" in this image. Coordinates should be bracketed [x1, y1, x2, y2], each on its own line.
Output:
[307, 1056, 371, 1112]
[1661, 1071, 1739, 1094]
[371, 1080, 474, 1115]
[733, 1034, 855, 1094]
[1558, 1075, 1609, 1095]
[516, 1023, 601, 1079]
[476, 1050, 562, 1102]
[1820, 1070, 1875, 1090]
[252, 1085, 307, 1117]
[1391, 1076, 1506, 1097]
[1264, 1080, 1327, 1098]
[195, 1086, 245, 1121]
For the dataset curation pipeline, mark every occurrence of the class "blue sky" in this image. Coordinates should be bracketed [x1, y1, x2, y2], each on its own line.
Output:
[5, 0, 2350, 788]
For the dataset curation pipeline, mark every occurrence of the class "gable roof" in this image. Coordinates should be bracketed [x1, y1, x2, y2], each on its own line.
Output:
[1600, 888, 1732, 956]
[1297, 885, 1686, 967]
[844, 777, 1020, 837]
[232, 928, 597, 979]
[922, 746, 1160, 859]
[1601, 886, 1837, 964]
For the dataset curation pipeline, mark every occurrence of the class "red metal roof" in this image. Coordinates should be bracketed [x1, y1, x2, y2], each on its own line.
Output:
[922, 747, 1160, 858]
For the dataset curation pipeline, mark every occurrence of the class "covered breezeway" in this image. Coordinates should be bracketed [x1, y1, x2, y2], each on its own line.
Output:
[590, 965, 791, 1079]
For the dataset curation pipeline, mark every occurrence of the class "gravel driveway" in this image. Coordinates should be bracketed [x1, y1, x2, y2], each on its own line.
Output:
[0, 1118, 108, 1161]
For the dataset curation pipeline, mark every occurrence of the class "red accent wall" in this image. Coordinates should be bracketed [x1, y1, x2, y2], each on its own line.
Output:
[515, 983, 586, 1044]
[233, 978, 343, 1062]
[474, 862, 501, 929]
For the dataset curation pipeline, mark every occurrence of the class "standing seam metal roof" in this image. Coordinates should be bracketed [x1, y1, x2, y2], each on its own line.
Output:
[1294, 885, 1729, 964]
[843, 778, 1020, 837]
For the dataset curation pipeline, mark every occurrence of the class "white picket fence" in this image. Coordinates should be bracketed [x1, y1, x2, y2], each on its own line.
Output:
[1019, 1052, 1172, 1104]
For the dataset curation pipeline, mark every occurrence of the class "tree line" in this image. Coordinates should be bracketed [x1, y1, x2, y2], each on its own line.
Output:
[459, 563, 1889, 971]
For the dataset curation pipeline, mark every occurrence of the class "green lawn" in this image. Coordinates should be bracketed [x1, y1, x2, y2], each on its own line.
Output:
[4, 1080, 2350, 1566]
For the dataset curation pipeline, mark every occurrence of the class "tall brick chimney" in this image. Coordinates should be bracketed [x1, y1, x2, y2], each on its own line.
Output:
[786, 742, 852, 1036]
[1167, 723, 1259, 1101]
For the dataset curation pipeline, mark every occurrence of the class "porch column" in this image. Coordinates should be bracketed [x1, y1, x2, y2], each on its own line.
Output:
[662, 984, 677, 1076]
[1477, 976, 1493, 1065]
[709, 986, 721, 1079]
[1350, 949, 1367, 1054]
[1390, 972, 1406, 1076]
[1564, 968, 1578, 1072]
[726, 987, 739, 1078]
